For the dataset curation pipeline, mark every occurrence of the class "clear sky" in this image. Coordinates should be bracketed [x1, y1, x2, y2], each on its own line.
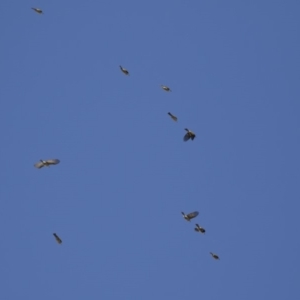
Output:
[1, 1, 300, 299]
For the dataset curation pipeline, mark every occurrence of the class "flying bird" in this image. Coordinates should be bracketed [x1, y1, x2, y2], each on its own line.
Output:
[53, 233, 62, 244]
[119, 65, 129, 75]
[161, 85, 171, 92]
[183, 128, 196, 141]
[168, 112, 178, 122]
[194, 224, 206, 234]
[181, 211, 199, 222]
[31, 8, 43, 14]
[210, 252, 220, 260]
[34, 159, 60, 169]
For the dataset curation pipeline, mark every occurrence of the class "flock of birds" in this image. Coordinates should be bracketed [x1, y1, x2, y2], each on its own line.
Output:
[181, 211, 220, 260]
[31, 6, 219, 261]
[119, 65, 197, 142]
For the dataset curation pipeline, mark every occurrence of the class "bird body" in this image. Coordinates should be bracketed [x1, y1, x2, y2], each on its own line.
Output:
[168, 112, 178, 122]
[183, 128, 196, 141]
[119, 65, 129, 75]
[34, 159, 60, 169]
[53, 233, 62, 244]
[32, 8, 43, 14]
[161, 85, 171, 92]
[181, 211, 199, 221]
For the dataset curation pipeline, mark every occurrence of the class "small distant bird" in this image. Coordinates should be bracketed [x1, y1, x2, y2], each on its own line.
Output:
[168, 112, 178, 122]
[119, 65, 129, 75]
[194, 224, 206, 234]
[53, 233, 62, 244]
[34, 159, 60, 169]
[183, 128, 196, 141]
[210, 252, 220, 260]
[161, 85, 171, 92]
[181, 211, 199, 222]
[31, 8, 43, 14]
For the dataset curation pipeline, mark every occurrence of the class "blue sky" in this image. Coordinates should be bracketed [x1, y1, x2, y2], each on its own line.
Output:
[1, 1, 300, 299]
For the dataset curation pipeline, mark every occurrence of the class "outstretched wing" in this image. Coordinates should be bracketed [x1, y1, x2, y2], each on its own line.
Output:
[46, 159, 60, 165]
[187, 211, 199, 219]
[183, 133, 190, 141]
[34, 161, 45, 168]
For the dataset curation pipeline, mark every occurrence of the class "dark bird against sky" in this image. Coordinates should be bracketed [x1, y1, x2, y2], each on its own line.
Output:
[31, 8, 43, 14]
[210, 252, 220, 260]
[194, 224, 206, 234]
[161, 85, 171, 92]
[53, 233, 62, 244]
[168, 112, 178, 122]
[34, 159, 60, 169]
[183, 128, 196, 141]
[119, 65, 129, 75]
